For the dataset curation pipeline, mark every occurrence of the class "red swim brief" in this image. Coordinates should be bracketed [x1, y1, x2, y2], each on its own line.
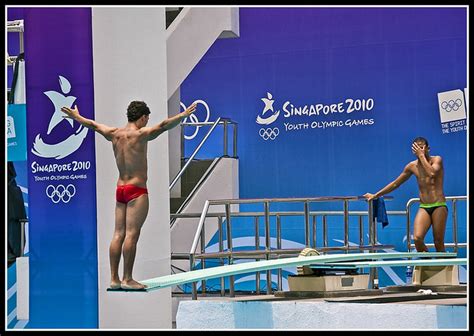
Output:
[116, 184, 148, 204]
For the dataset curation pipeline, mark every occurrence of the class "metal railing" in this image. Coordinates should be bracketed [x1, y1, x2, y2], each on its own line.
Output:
[170, 117, 238, 191]
[180, 118, 238, 161]
[183, 196, 395, 299]
[406, 196, 467, 252]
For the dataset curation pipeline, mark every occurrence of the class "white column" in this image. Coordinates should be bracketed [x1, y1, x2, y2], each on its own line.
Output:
[92, 7, 171, 329]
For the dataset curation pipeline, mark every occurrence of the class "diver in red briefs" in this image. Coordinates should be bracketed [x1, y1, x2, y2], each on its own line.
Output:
[62, 101, 196, 290]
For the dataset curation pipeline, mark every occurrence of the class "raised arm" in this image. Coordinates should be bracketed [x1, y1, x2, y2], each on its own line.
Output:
[364, 163, 413, 201]
[141, 103, 196, 141]
[61, 105, 117, 141]
[412, 142, 442, 177]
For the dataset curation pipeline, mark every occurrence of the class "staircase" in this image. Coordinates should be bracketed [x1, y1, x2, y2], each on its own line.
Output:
[170, 158, 214, 213]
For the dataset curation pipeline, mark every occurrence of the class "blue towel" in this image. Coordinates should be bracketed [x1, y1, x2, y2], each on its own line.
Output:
[373, 197, 389, 228]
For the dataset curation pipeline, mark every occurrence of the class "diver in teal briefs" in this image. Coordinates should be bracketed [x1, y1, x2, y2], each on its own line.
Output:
[364, 137, 447, 252]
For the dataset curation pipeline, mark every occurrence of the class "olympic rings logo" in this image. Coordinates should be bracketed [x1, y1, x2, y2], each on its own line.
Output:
[441, 99, 463, 112]
[259, 127, 280, 141]
[180, 100, 211, 140]
[46, 184, 76, 203]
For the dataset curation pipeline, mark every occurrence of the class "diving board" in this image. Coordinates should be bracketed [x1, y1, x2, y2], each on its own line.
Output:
[139, 252, 456, 292]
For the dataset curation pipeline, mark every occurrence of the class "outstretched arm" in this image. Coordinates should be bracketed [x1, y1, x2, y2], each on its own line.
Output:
[364, 163, 413, 201]
[61, 105, 117, 141]
[141, 103, 196, 141]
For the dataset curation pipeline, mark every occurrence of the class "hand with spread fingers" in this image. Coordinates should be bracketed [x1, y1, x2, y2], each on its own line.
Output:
[61, 105, 80, 120]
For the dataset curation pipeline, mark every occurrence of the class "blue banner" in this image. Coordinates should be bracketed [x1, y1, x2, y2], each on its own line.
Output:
[24, 8, 98, 328]
[7, 104, 27, 162]
[181, 8, 467, 290]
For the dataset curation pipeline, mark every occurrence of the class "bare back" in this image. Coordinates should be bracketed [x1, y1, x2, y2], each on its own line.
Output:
[408, 156, 445, 204]
[111, 126, 148, 188]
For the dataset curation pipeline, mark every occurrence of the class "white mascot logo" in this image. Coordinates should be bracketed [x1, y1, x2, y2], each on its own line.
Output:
[32, 76, 88, 159]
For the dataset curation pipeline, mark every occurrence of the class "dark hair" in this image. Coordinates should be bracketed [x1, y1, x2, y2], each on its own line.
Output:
[127, 101, 150, 122]
[413, 136, 429, 146]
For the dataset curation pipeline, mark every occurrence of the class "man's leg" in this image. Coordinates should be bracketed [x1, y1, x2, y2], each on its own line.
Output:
[413, 208, 431, 252]
[431, 206, 448, 252]
[109, 202, 126, 289]
[122, 194, 149, 289]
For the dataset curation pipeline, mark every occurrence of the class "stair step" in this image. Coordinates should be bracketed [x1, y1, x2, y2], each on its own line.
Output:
[171, 159, 215, 211]
[181, 159, 214, 185]
[170, 197, 187, 214]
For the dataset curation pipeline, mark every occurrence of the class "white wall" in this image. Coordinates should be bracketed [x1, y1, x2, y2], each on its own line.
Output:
[168, 87, 181, 197]
[92, 7, 171, 329]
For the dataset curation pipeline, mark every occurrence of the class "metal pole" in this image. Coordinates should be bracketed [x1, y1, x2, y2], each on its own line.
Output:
[304, 201, 310, 247]
[255, 216, 260, 295]
[19, 32, 24, 54]
[225, 203, 234, 297]
[407, 203, 411, 252]
[223, 120, 228, 156]
[452, 200, 458, 253]
[200, 224, 206, 295]
[368, 200, 376, 288]
[233, 123, 238, 158]
[276, 215, 282, 291]
[312, 215, 317, 248]
[190, 254, 197, 300]
[264, 201, 271, 294]
[218, 216, 225, 296]
[359, 216, 363, 248]
[180, 124, 184, 161]
[170, 118, 221, 191]
[343, 200, 349, 252]
[323, 215, 328, 247]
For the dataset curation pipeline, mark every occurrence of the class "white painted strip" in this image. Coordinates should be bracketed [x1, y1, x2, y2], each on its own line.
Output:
[7, 308, 17, 325]
[19, 186, 28, 194]
[13, 319, 28, 329]
[7, 283, 17, 300]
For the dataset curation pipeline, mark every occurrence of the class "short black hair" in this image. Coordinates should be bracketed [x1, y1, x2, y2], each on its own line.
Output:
[413, 136, 429, 146]
[127, 101, 150, 122]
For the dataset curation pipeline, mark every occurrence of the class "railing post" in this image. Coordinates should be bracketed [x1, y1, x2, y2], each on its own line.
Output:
[225, 203, 234, 297]
[233, 123, 238, 157]
[368, 200, 377, 288]
[264, 201, 271, 294]
[343, 200, 349, 252]
[180, 123, 184, 161]
[218, 216, 225, 296]
[223, 119, 228, 156]
[323, 215, 328, 248]
[200, 224, 206, 295]
[276, 214, 282, 291]
[359, 215, 363, 248]
[304, 201, 310, 247]
[452, 199, 458, 253]
[312, 215, 317, 249]
[255, 216, 260, 295]
[190, 254, 197, 300]
[407, 202, 412, 252]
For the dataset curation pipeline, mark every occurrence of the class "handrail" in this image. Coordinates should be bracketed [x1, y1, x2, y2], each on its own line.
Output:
[171, 210, 406, 219]
[406, 196, 467, 252]
[169, 117, 222, 191]
[170, 157, 222, 228]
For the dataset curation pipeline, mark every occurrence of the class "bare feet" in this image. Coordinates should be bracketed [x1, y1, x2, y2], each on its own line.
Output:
[121, 279, 147, 290]
[110, 278, 121, 289]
